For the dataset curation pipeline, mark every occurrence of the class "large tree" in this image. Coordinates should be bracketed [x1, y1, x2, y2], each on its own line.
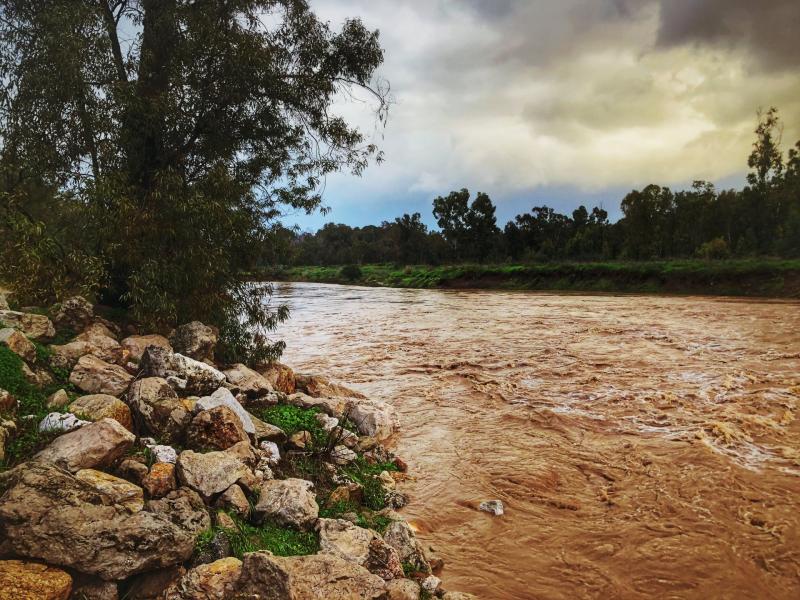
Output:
[0, 0, 388, 361]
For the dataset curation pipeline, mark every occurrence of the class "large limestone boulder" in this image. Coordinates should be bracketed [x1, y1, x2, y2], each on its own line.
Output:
[0, 310, 55, 340]
[162, 557, 242, 600]
[383, 520, 431, 574]
[50, 329, 123, 370]
[146, 488, 211, 538]
[0, 327, 36, 363]
[254, 478, 318, 530]
[35, 418, 135, 473]
[127, 377, 190, 444]
[287, 392, 347, 418]
[69, 394, 133, 431]
[69, 355, 133, 396]
[75, 468, 144, 512]
[38, 412, 89, 433]
[317, 518, 403, 580]
[120, 334, 172, 363]
[0, 559, 72, 600]
[223, 363, 272, 397]
[194, 387, 255, 436]
[347, 398, 399, 441]
[386, 578, 422, 600]
[51, 296, 94, 331]
[235, 552, 386, 600]
[0, 462, 197, 580]
[169, 321, 218, 362]
[176, 445, 253, 499]
[140, 346, 225, 396]
[257, 362, 297, 394]
[186, 405, 249, 451]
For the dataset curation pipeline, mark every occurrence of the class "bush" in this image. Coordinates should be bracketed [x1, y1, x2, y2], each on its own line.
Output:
[340, 265, 363, 281]
[697, 237, 731, 260]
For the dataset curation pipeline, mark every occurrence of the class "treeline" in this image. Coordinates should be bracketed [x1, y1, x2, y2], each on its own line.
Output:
[271, 109, 800, 266]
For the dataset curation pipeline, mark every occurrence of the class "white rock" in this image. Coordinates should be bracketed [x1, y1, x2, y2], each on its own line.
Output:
[479, 499, 504, 516]
[421, 575, 441, 594]
[39, 412, 89, 433]
[347, 398, 399, 441]
[146, 442, 178, 464]
[259, 441, 281, 466]
[194, 387, 255, 435]
[330, 445, 357, 465]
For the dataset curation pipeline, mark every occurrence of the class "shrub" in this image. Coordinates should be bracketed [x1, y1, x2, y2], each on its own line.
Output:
[697, 237, 731, 260]
[340, 264, 363, 281]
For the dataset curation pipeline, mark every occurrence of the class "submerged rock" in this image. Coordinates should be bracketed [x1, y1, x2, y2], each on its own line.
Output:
[478, 499, 504, 516]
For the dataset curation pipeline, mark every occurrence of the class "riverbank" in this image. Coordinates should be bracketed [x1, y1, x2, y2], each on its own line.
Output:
[261, 259, 800, 298]
[0, 294, 469, 598]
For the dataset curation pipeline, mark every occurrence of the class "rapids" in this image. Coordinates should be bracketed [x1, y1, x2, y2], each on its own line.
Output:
[271, 282, 800, 599]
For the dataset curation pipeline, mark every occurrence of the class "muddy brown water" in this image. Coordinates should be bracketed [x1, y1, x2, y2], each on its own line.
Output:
[271, 282, 800, 599]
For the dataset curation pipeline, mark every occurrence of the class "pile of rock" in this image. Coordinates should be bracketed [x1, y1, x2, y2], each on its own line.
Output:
[0, 296, 474, 600]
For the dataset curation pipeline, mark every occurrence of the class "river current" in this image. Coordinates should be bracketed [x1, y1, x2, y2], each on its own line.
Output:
[270, 282, 800, 599]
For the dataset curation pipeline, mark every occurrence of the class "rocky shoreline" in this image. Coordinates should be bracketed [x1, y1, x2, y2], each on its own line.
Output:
[0, 295, 475, 599]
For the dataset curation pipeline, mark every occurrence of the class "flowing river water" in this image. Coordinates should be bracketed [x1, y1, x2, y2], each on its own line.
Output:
[270, 282, 800, 599]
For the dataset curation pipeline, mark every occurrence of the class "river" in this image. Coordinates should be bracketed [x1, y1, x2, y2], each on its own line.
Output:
[270, 282, 800, 599]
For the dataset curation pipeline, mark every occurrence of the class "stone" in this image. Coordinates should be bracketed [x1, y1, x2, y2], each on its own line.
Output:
[289, 430, 313, 450]
[0, 327, 36, 362]
[163, 557, 242, 599]
[215, 484, 250, 517]
[115, 458, 149, 486]
[35, 417, 135, 473]
[120, 334, 172, 363]
[68, 394, 133, 431]
[22, 362, 52, 386]
[259, 441, 281, 466]
[187, 405, 249, 451]
[70, 576, 118, 600]
[257, 362, 297, 394]
[250, 412, 287, 443]
[295, 374, 366, 399]
[75, 468, 144, 512]
[169, 321, 218, 361]
[142, 463, 177, 498]
[383, 520, 431, 575]
[146, 488, 211, 539]
[378, 470, 396, 490]
[39, 412, 89, 433]
[176, 447, 253, 499]
[0, 310, 55, 340]
[442, 592, 478, 600]
[223, 363, 272, 397]
[326, 483, 364, 508]
[317, 518, 403, 580]
[83, 321, 120, 341]
[479, 499, 504, 516]
[254, 478, 319, 530]
[0, 559, 72, 600]
[194, 387, 255, 436]
[0, 293, 7, 310]
[393, 456, 409, 472]
[421, 575, 441, 595]
[331, 445, 358, 465]
[123, 566, 185, 600]
[0, 462, 197, 580]
[0, 419, 16, 463]
[0, 388, 16, 413]
[287, 392, 347, 418]
[51, 296, 94, 331]
[385, 578, 421, 600]
[46, 389, 69, 409]
[127, 377, 190, 444]
[50, 331, 122, 370]
[235, 552, 386, 600]
[69, 355, 133, 396]
[140, 346, 226, 396]
[347, 398, 399, 441]
[146, 443, 178, 464]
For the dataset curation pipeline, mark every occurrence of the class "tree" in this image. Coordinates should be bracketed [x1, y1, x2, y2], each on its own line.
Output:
[0, 0, 388, 362]
[393, 213, 428, 264]
[432, 189, 499, 261]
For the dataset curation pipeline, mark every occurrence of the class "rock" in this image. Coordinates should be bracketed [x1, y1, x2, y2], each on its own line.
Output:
[46, 389, 69, 409]
[194, 387, 255, 436]
[69, 355, 133, 396]
[50, 332, 122, 371]
[250, 413, 287, 443]
[70, 575, 118, 600]
[0, 462, 197, 580]
[295, 374, 366, 399]
[140, 346, 225, 396]
[191, 530, 232, 567]
[289, 430, 313, 450]
[39, 412, 89, 433]
[120, 334, 172, 363]
[257, 362, 297, 394]
[83, 321, 120, 341]
[68, 394, 133, 431]
[21, 362, 53, 386]
[0, 419, 16, 463]
[123, 566, 185, 600]
[75, 469, 144, 512]
[186, 405, 248, 451]
[223, 363, 272, 397]
[378, 471, 396, 490]
[163, 557, 242, 599]
[254, 478, 319, 530]
[421, 575, 441, 595]
[175, 447, 253, 499]
[0, 293, 7, 310]
[0, 310, 55, 340]
[259, 441, 281, 466]
[142, 463, 177, 498]
[383, 520, 431, 574]
[0, 388, 16, 413]
[51, 296, 94, 331]
[115, 458, 149, 486]
[393, 456, 409, 472]
[127, 377, 190, 444]
[347, 398, 399, 441]
[386, 578, 421, 600]
[146, 442, 178, 464]
[326, 483, 364, 508]
[287, 392, 347, 418]
[146, 488, 210, 538]
[0, 327, 36, 362]
[215, 484, 250, 517]
[35, 417, 135, 473]
[442, 592, 478, 600]
[385, 491, 409, 510]
[317, 518, 403, 580]
[0, 559, 72, 599]
[246, 391, 284, 411]
[330, 445, 357, 465]
[235, 551, 386, 600]
[169, 321, 218, 362]
[479, 499, 504, 516]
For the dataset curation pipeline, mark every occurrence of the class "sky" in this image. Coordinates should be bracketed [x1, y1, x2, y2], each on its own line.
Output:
[284, 0, 800, 231]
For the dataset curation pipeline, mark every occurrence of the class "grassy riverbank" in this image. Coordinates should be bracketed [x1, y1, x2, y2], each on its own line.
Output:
[258, 259, 800, 298]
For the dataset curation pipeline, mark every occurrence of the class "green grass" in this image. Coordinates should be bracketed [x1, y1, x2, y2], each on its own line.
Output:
[253, 404, 328, 448]
[319, 500, 394, 534]
[340, 455, 399, 511]
[198, 512, 319, 558]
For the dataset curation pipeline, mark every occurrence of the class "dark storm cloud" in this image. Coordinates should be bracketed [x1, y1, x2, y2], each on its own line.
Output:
[656, 0, 800, 69]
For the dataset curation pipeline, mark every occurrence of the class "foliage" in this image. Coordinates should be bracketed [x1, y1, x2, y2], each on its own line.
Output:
[697, 237, 730, 260]
[254, 404, 327, 448]
[211, 512, 319, 558]
[341, 455, 398, 511]
[340, 264, 363, 281]
[0, 0, 389, 364]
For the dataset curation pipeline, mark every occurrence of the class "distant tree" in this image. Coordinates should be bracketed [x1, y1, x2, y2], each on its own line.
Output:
[393, 213, 428, 264]
[432, 189, 471, 259]
[433, 189, 499, 261]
